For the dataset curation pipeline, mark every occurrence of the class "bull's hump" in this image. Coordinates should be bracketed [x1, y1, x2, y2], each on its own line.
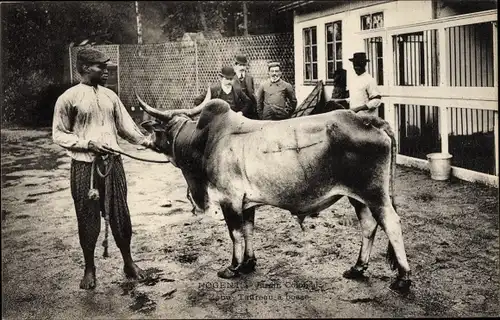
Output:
[196, 99, 231, 130]
[326, 112, 391, 151]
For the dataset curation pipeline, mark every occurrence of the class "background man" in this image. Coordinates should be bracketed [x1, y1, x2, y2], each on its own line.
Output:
[232, 54, 258, 119]
[256, 62, 297, 120]
[331, 52, 382, 115]
[194, 66, 253, 117]
[52, 48, 152, 290]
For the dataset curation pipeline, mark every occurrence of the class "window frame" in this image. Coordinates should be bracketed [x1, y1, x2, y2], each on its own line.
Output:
[303, 26, 318, 84]
[360, 12, 384, 31]
[325, 20, 343, 85]
[364, 36, 384, 86]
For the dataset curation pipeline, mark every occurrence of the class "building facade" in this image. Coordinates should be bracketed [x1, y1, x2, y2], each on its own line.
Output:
[280, 0, 498, 186]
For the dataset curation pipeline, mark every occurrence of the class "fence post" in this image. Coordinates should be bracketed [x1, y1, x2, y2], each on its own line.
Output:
[438, 27, 448, 87]
[493, 21, 497, 88]
[439, 106, 449, 155]
[383, 30, 397, 149]
[437, 27, 450, 155]
[195, 39, 199, 96]
[117, 45, 121, 97]
[495, 111, 498, 176]
[69, 45, 73, 84]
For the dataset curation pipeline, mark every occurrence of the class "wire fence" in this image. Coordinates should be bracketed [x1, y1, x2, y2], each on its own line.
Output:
[69, 33, 294, 121]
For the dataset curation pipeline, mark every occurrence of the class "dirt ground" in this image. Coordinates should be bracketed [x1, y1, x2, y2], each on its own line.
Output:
[1, 127, 499, 319]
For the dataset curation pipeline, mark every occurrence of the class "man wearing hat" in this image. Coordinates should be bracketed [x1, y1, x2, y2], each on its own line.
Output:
[193, 66, 252, 116]
[256, 62, 297, 120]
[331, 52, 382, 115]
[232, 54, 258, 119]
[52, 48, 152, 289]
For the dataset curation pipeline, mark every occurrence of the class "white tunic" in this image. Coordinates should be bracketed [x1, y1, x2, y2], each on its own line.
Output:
[52, 83, 149, 162]
[346, 72, 382, 115]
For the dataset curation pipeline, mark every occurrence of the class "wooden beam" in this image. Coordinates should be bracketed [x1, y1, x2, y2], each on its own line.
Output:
[243, 1, 249, 36]
[135, 1, 143, 45]
[495, 111, 499, 176]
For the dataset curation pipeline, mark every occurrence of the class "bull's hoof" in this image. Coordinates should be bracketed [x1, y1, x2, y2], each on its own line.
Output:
[342, 267, 366, 280]
[217, 266, 240, 279]
[240, 258, 257, 274]
[389, 278, 412, 294]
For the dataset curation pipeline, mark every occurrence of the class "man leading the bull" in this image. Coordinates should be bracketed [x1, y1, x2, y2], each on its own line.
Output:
[52, 48, 152, 289]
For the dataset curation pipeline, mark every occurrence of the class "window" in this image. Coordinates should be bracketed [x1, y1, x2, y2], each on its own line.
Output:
[303, 27, 318, 82]
[361, 12, 384, 30]
[364, 37, 383, 85]
[325, 21, 343, 82]
[393, 30, 439, 86]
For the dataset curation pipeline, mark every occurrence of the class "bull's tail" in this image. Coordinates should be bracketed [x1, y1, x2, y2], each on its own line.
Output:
[382, 121, 399, 271]
[390, 129, 397, 212]
[381, 122, 397, 212]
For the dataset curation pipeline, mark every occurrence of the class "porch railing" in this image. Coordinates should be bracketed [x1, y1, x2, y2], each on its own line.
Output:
[358, 9, 498, 186]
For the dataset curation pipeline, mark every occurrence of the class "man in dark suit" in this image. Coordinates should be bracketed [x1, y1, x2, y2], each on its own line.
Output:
[193, 66, 252, 117]
[232, 54, 258, 119]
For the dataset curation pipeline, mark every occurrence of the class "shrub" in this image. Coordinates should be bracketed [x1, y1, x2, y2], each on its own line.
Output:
[2, 69, 72, 127]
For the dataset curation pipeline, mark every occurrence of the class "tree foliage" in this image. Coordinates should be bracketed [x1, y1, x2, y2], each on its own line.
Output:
[1, 1, 293, 126]
[2, 1, 138, 125]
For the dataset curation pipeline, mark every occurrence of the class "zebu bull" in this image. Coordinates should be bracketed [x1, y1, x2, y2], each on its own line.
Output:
[136, 93, 412, 293]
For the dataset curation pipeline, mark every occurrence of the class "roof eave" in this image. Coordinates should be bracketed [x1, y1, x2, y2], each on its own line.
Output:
[277, 1, 316, 13]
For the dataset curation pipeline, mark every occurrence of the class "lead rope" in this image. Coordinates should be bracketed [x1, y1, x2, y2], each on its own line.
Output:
[102, 146, 170, 164]
[88, 157, 114, 258]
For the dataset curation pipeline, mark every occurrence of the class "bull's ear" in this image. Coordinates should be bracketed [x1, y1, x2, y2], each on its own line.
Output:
[140, 120, 165, 132]
[140, 120, 156, 132]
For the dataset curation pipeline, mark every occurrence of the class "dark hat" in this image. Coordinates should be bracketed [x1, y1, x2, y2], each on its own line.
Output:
[219, 66, 236, 78]
[348, 52, 370, 63]
[77, 48, 110, 65]
[267, 61, 281, 69]
[234, 54, 248, 66]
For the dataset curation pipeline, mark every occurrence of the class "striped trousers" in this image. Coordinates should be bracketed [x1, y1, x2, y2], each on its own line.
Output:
[70, 155, 132, 252]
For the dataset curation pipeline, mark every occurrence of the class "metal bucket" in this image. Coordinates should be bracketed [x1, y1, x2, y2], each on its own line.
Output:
[427, 153, 453, 181]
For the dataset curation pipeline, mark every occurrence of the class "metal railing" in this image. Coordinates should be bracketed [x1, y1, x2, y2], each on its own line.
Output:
[393, 30, 439, 87]
[448, 107, 496, 175]
[395, 104, 440, 160]
[358, 9, 498, 184]
[447, 22, 494, 87]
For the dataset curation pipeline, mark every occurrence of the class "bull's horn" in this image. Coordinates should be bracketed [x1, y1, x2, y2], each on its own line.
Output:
[135, 92, 172, 122]
[184, 85, 211, 117]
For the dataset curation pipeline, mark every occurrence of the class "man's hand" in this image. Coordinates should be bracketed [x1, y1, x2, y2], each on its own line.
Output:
[141, 134, 152, 147]
[352, 104, 369, 113]
[88, 140, 110, 155]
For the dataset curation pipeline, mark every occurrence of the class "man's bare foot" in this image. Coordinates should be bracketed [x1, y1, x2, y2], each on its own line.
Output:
[80, 267, 96, 290]
[124, 262, 145, 280]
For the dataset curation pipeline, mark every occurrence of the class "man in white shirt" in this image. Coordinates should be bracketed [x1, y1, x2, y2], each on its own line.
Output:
[331, 52, 382, 116]
[53, 48, 152, 289]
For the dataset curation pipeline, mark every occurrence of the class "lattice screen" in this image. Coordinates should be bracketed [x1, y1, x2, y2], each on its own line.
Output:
[196, 33, 295, 97]
[69, 33, 294, 116]
[119, 42, 197, 110]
